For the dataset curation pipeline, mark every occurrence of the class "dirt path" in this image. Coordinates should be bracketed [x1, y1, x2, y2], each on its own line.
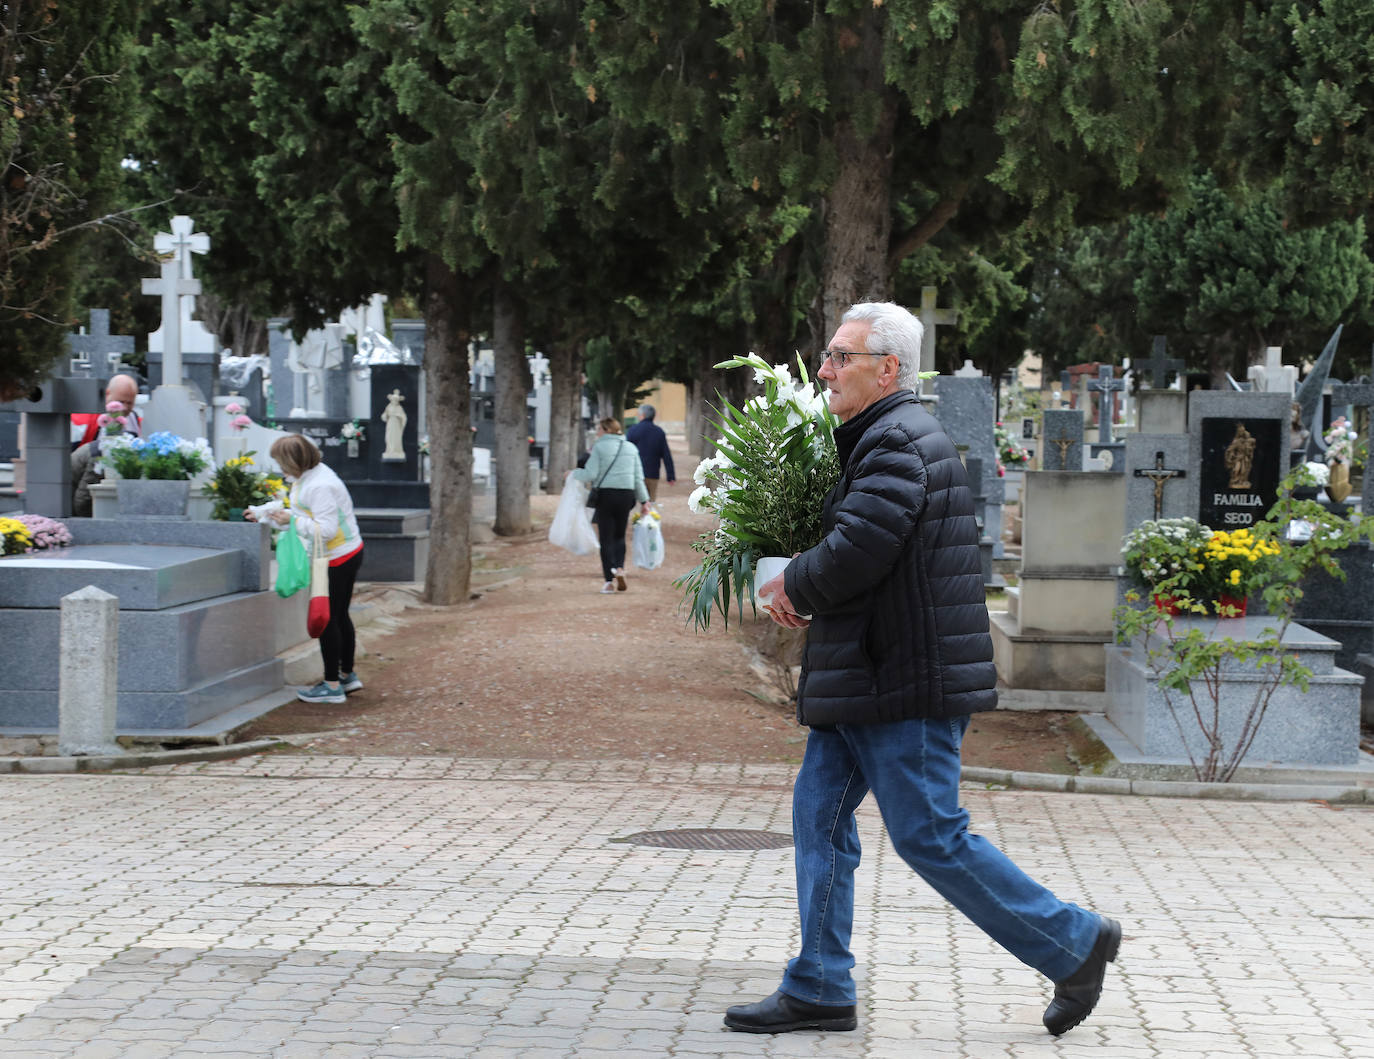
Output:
[243, 438, 1087, 771]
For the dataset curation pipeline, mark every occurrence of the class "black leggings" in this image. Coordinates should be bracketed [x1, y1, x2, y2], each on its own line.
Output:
[320, 547, 363, 682]
[593, 488, 637, 581]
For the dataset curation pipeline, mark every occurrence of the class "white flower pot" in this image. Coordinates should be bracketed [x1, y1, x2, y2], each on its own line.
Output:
[753, 555, 811, 619]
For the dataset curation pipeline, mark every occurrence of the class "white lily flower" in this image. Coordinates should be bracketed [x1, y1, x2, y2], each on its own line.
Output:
[688, 485, 712, 513]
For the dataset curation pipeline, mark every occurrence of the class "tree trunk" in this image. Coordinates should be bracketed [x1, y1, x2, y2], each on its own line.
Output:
[819, 11, 897, 342]
[421, 253, 473, 605]
[546, 340, 579, 491]
[492, 279, 530, 535]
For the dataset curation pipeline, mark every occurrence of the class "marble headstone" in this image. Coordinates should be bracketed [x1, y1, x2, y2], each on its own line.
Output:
[1188, 391, 1289, 532]
[1040, 409, 1085, 471]
[934, 375, 1004, 556]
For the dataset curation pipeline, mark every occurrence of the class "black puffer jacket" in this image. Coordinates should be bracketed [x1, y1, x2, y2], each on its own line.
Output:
[784, 390, 997, 725]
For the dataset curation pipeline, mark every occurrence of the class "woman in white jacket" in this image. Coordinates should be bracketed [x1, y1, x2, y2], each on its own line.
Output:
[250, 435, 365, 704]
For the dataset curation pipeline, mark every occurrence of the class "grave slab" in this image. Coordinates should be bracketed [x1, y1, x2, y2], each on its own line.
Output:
[1105, 616, 1362, 766]
[0, 544, 239, 610]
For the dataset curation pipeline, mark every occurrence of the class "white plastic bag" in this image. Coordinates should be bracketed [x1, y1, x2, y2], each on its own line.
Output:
[549, 479, 599, 555]
[632, 511, 665, 569]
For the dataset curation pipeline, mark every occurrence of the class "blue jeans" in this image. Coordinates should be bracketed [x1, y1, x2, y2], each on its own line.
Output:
[781, 716, 1100, 1006]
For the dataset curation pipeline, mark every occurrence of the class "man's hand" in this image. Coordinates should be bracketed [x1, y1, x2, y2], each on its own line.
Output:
[666, 478, 675, 485]
[759, 571, 810, 629]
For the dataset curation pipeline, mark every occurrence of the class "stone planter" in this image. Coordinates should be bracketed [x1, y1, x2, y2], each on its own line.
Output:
[115, 478, 191, 520]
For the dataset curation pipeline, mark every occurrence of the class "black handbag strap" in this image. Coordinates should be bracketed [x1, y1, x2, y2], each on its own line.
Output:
[592, 438, 625, 490]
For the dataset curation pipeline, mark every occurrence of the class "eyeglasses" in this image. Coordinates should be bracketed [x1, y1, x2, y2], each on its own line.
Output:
[821, 349, 890, 369]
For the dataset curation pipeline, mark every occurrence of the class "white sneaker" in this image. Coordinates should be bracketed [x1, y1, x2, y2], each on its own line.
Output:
[600, 582, 616, 594]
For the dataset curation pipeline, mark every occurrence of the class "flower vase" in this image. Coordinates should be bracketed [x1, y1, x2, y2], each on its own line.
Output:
[1328, 462, 1353, 503]
[228, 507, 246, 522]
[347, 438, 360, 459]
[1152, 594, 1180, 616]
[116, 479, 191, 520]
[1215, 595, 1248, 618]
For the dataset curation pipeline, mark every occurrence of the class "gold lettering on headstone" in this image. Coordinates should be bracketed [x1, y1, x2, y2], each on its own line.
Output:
[1224, 423, 1256, 490]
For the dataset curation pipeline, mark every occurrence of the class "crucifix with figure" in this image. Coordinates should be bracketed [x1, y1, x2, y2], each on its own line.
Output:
[1087, 364, 1125, 444]
[1133, 450, 1186, 520]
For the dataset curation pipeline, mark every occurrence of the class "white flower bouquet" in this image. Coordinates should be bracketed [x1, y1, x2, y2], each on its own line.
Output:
[675, 353, 839, 629]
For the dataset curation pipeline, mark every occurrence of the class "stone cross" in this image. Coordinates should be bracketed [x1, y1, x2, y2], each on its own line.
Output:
[1133, 450, 1187, 520]
[155, 215, 210, 279]
[1086, 364, 1126, 444]
[65, 309, 134, 376]
[917, 286, 957, 391]
[1141, 336, 1184, 390]
[142, 258, 202, 388]
[1247, 345, 1297, 396]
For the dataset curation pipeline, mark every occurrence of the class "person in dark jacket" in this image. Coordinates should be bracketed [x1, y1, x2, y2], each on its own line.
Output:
[726, 302, 1121, 1038]
[625, 404, 675, 500]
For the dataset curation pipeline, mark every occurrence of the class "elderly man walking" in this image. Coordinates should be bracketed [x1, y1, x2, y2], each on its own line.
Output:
[625, 403, 675, 501]
[728, 302, 1120, 1037]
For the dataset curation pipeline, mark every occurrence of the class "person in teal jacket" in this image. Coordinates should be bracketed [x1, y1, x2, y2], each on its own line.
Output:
[571, 416, 650, 593]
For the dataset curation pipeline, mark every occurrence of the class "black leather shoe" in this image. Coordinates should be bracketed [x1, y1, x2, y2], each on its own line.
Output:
[1043, 917, 1122, 1036]
[724, 989, 857, 1034]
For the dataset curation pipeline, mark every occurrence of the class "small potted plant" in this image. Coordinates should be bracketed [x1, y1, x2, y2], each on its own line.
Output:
[677, 353, 841, 628]
[203, 452, 287, 521]
[13, 514, 72, 550]
[0, 516, 34, 556]
[1193, 527, 1283, 617]
[1120, 516, 1212, 613]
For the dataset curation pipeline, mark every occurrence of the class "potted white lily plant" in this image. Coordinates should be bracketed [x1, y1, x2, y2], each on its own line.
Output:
[676, 353, 839, 629]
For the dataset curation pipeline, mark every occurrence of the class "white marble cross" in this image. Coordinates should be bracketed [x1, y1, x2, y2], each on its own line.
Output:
[154, 215, 210, 279]
[148, 216, 218, 356]
[918, 286, 958, 391]
[1247, 345, 1297, 396]
[142, 259, 201, 386]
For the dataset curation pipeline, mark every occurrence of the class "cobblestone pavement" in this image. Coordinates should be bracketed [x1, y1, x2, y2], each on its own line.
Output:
[2, 756, 1372, 1058]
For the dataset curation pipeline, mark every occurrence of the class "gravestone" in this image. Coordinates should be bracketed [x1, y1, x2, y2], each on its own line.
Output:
[0, 411, 19, 461]
[917, 286, 957, 395]
[1086, 364, 1125, 444]
[0, 372, 102, 516]
[266, 319, 293, 424]
[1296, 325, 1342, 462]
[391, 319, 426, 362]
[1041, 408, 1085, 471]
[1189, 391, 1289, 533]
[962, 456, 997, 587]
[1124, 437, 1191, 527]
[146, 216, 219, 402]
[140, 242, 209, 443]
[0, 520, 295, 733]
[989, 470, 1126, 694]
[934, 375, 1004, 557]
[1103, 616, 1362, 768]
[1135, 337, 1188, 435]
[66, 309, 134, 379]
[1248, 346, 1297, 396]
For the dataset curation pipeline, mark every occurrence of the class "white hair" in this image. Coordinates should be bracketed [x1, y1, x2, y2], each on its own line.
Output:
[841, 302, 925, 391]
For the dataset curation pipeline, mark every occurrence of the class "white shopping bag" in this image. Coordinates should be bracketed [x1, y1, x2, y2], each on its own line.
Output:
[549, 478, 599, 555]
[631, 511, 665, 569]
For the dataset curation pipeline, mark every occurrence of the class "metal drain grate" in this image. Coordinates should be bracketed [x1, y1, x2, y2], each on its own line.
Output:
[613, 828, 792, 851]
